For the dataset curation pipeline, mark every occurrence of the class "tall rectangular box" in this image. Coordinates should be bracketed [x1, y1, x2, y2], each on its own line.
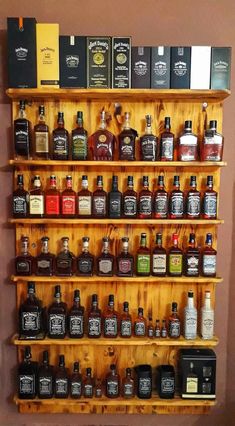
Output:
[190, 46, 211, 89]
[170, 46, 191, 89]
[87, 36, 111, 88]
[59, 36, 86, 88]
[36, 23, 59, 88]
[151, 46, 170, 89]
[7, 17, 37, 88]
[112, 37, 131, 88]
[131, 46, 151, 88]
[210, 47, 231, 89]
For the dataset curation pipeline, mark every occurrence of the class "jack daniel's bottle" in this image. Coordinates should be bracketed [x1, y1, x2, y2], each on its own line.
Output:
[140, 114, 158, 161]
[14, 100, 32, 159]
[68, 290, 85, 338]
[19, 282, 43, 338]
[91, 110, 115, 161]
[77, 237, 94, 276]
[18, 346, 37, 399]
[103, 294, 119, 338]
[52, 112, 69, 160]
[118, 112, 138, 160]
[37, 350, 53, 399]
[47, 285, 67, 339]
[13, 174, 29, 218]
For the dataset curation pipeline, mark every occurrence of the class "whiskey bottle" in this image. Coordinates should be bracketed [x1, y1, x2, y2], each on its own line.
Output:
[184, 290, 197, 340]
[186, 362, 198, 394]
[154, 175, 168, 219]
[154, 319, 161, 337]
[122, 368, 134, 398]
[116, 237, 134, 277]
[168, 302, 181, 338]
[95, 378, 103, 398]
[68, 289, 85, 338]
[108, 175, 122, 218]
[134, 307, 146, 337]
[92, 175, 107, 217]
[18, 346, 37, 399]
[140, 114, 158, 161]
[83, 368, 94, 398]
[201, 233, 217, 277]
[118, 112, 138, 161]
[77, 175, 92, 217]
[45, 175, 60, 217]
[55, 237, 76, 276]
[34, 105, 50, 159]
[29, 175, 44, 218]
[138, 175, 153, 218]
[136, 233, 150, 276]
[77, 237, 94, 276]
[13, 174, 29, 218]
[91, 110, 116, 161]
[52, 112, 69, 160]
[15, 235, 35, 276]
[87, 294, 102, 338]
[147, 317, 154, 338]
[123, 176, 137, 218]
[61, 175, 76, 217]
[35, 237, 55, 276]
[19, 281, 43, 337]
[70, 362, 82, 399]
[106, 364, 120, 398]
[38, 350, 53, 399]
[152, 233, 167, 276]
[160, 117, 174, 161]
[202, 176, 217, 219]
[168, 234, 183, 276]
[103, 294, 119, 338]
[184, 233, 200, 277]
[47, 285, 67, 339]
[185, 176, 201, 219]
[201, 290, 214, 339]
[161, 319, 168, 338]
[120, 301, 132, 338]
[14, 100, 32, 159]
[97, 237, 114, 276]
[54, 355, 69, 398]
[201, 120, 224, 162]
[169, 175, 184, 219]
[71, 111, 88, 160]
[178, 120, 198, 161]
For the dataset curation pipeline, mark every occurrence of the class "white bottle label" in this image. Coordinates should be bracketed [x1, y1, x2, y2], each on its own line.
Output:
[201, 311, 214, 339]
[29, 195, 44, 215]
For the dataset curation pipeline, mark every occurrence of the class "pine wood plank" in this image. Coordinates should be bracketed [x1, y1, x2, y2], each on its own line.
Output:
[10, 218, 224, 224]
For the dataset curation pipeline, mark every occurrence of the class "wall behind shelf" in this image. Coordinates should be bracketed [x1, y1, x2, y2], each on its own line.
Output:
[0, 0, 235, 425]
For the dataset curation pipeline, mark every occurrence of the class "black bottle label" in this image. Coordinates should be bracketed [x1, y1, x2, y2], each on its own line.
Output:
[56, 258, 72, 270]
[53, 135, 68, 156]
[84, 384, 93, 397]
[16, 260, 31, 273]
[186, 194, 201, 216]
[139, 377, 151, 396]
[169, 320, 180, 337]
[55, 378, 68, 395]
[71, 381, 82, 397]
[14, 121, 30, 156]
[69, 315, 84, 336]
[93, 196, 106, 215]
[39, 376, 53, 396]
[154, 193, 168, 217]
[204, 194, 217, 217]
[139, 195, 152, 216]
[19, 374, 35, 395]
[170, 194, 184, 216]
[141, 137, 157, 160]
[161, 377, 175, 394]
[120, 138, 134, 160]
[22, 311, 40, 331]
[123, 195, 137, 216]
[13, 196, 27, 215]
[161, 137, 173, 160]
[107, 380, 119, 396]
[186, 255, 199, 275]
[134, 322, 145, 336]
[78, 258, 93, 274]
[88, 317, 101, 336]
[124, 382, 133, 396]
[121, 320, 132, 336]
[104, 317, 118, 336]
[109, 196, 121, 216]
[49, 314, 66, 336]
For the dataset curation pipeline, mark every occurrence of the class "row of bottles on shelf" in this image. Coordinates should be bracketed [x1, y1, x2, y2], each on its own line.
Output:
[15, 232, 217, 278]
[19, 284, 214, 340]
[14, 102, 224, 162]
[13, 173, 218, 219]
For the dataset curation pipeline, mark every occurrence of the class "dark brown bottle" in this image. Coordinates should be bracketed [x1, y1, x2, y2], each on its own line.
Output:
[147, 317, 154, 338]
[34, 105, 50, 159]
[47, 285, 67, 339]
[138, 176, 153, 218]
[19, 282, 43, 337]
[168, 233, 183, 277]
[202, 176, 218, 219]
[140, 114, 158, 161]
[161, 319, 168, 338]
[52, 112, 69, 160]
[186, 176, 201, 219]
[18, 346, 37, 399]
[97, 237, 114, 277]
[70, 361, 82, 399]
[154, 175, 168, 219]
[116, 237, 134, 277]
[122, 368, 134, 398]
[13, 174, 29, 218]
[168, 302, 181, 338]
[54, 355, 69, 398]
[118, 112, 138, 160]
[103, 294, 119, 338]
[92, 175, 107, 217]
[77, 237, 94, 276]
[120, 301, 132, 338]
[160, 117, 174, 161]
[87, 294, 102, 338]
[71, 111, 88, 160]
[123, 176, 137, 218]
[201, 233, 217, 277]
[55, 237, 76, 276]
[155, 319, 161, 337]
[68, 290, 85, 338]
[152, 233, 167, 276]
[90, 110, 115, 161]
[35, 236, 55, 276]
[169, 176, 184, 219]
[38, 350, 53, 399]
[15, 235, 35, 276]
[184, 233, 200, 277]
[14, 100, 32, 160]
[134, 307, 146, 337]
[83, 367, 94, 398]
[106, 364, 120, 398]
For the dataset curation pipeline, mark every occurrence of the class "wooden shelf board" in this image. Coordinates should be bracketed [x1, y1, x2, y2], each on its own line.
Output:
[12, 334, 219, 347]
[6, 88, 230, 101]
[11, 275, 222, 284]
[9, 159, 227, 167]
[9, 218, 224, 225]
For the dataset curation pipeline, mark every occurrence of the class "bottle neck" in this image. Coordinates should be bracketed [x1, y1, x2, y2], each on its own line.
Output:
[204, 296, 211, 310]
[19, 108, 25, 119]
[187, 297, 194, 309]
[21, 240, 29, 255]
[39, 113, 45, 124]
[55, 294, 61, 304]
[42, 242, 49, 254]
[145, 124, 152, 134]
[99, 116, 106, 130]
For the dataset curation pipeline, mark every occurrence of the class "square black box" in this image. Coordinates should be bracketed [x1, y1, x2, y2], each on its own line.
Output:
[87, 36, 111, 88]
[59, 36, 86, 88]
[170, 46, 191, 89]
[210, 47, 231, 90]
[112, 37, 131, 88]
[131, 47, 151, 88]
[151, 46, 170, 89]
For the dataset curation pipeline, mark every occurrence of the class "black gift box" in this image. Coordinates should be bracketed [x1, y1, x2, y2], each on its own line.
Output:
[170, 46, 191, 89]
[210, 47, 231, 90]
[87, 36, 111, 88]
[112, 37, 131, 88]
[151, 46, 170, 89]
[59, 36, 86, 88]
[131, 47, 151, 88]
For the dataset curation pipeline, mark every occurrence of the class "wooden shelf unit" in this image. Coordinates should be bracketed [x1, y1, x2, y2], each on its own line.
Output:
[9, 88, 228, 415]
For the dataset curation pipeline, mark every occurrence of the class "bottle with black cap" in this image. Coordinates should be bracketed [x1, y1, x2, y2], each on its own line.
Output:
[35, 236, 55, 276]
[105, 364, 120, 398]
[108, 175, 122, 218]
[83, 367, 94, 398]
[169, 175, 184, 219]
[152, 233, 167, 276]
[68, 289, 85, 338]
[116, 237, 134, 277]
[103, 294, 119, 338]
[87, 294, 102, 338]
[168, 302, 181, 338]
[34, 105, 50, 159]
[71, 111, 88, 160]
[118, 111, 138, 161]
[201, 233, 217, 277]
[138, 175, 153, 218]
[14, 100, 32, 159]
[186, 176, 201, 219]
[122, 367, 134, 398]
[120, 301, 132, 337]
[134, 307, 146, 337]
[203, 176, 217, 219]
[19, 281, 43, 337]
[201, 120, 224, 161]
[154, 175, 168, 219]
[70, 361, 82, 399]
[18, 346, 37, 399]
[178, 120, 198, 161]
[184, 233, 200, 277]
[47, 285, 67, 339]
[77, 175, 92, 217]
[54, 354, 69, 398]
[13, 174, 29, 218]
[52, 111, 69, 160]
[123, 175, 137, 218]
[92, 175, 107, 217]
[140, 114, 158, 161]
[97, 236, 114, 276]
[38, 350, 53, 398]
[160, 116, 174, 161]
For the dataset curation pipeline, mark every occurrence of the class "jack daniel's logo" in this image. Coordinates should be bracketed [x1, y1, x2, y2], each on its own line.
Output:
[89, 41, 109, 50]
[174, 61, 187, 76]
[214, 60, 228, 71]
[15, 47, 28, 59]
[134, 61, 148, 76]
[66, 55, 79, 67]
[154, 61, 167, 75]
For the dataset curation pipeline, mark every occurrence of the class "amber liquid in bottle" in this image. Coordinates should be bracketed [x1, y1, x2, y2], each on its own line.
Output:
[169, 175, 184, 219]
[154, 175, 168, 219]
[97, 237, 114, 276]
[13, 174, 29, 218]
[87, 294, 102, 338]
[103, 294, 119, 338]
[160, 116, 174, 161]
[116, 237, 134, 277]
[92, 175, 107, 217]
[138, 175, 153, 218]
[118, 112, 138, 160]
[122, 368, 134, 398]
[168, 233, 183, 277]
[202, 176, 217, 219]
[35, 236, 55, 276]
[55, 237, 76, 276]
[123, 175, 137, 218]
[77, 236, 94, 276]
[134, 307, 146, 337]
[47, 285, 67, 339]
[178, 120, 198, 161]
[90, 110, 115, 161]
[201, 120, 224, 162]
[106, 364, 120, 398]
[185, 176, 201, 219]
[52, 112, 69, 160]
[68, 290, 85, 338]
[120, 301, 132, 338]
[54, 355, 69, 398]
[184, 233, 200, 277]
[15, 236, 34, 276]
[34, 105, 50, 159]
[83, 368, 94, 398]
[168, 302, 181, 338]
[201, 233, 217, 277]
[70, 361, 82, 399]
[140, 114, 158, 161]
[72, 111, 88, 160]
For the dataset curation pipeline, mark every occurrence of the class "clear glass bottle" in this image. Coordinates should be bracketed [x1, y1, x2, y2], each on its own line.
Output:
[169, 175, 184, 219]
[201, 120, 224, 162]
[140, 114, 158, 161]
[160, 116, 174, 161]
[47, 285, 67, 339]
[77, 237, 94, 276]
[168, 302, 181, 338]
[116, 237, 134, 277]
[14, 100, 32, 159]
[91, 110, 115, 161]
[201, 290, 214, 339]
[178, 120, 198, 161]
[71, 111, 88, 160]
[83, 368, 94, 398]
[87, 294, 102, 338]
[136, 233, 150, 276]
[52, 112, 69, 160]
[154, 175, 168, 219]
[118, 112, 138, 161]
[152, 233, 167, 277]
[184, 290, 197, 340]
[13, 174, 29, 218]
[29, 175, 44, 218]
[15, 235, 35, 276]
[18, 346, 37, 399]
[120, 301, 132, 338]
[77, 175, 92, 217]
[70, 361, 82, 399]
[35, 236, 55, 276]
[138, 176, 153, 218]
[103, 294, 119, 338]
[54, 354, 69, 398]
[97, 237, 114, 277]
[105, 364, 120, 398]
[108, 175, 122, 218]
[168, 233, 183, 277]
[122, 368, 134, 398]
[123, 175, 137, 218]
[201, 233, 217, 277]
[55, 237, 76, 276]
[45, 175, 60, 217]
[61, 175, 76, 217]
[185, 176, 201, 219]
[19, 281, 43, 337]
[184, 233, 200, 277]
[202, 176, 217, 219]
[92, 175, 107, 217]
[38, 350, 53, 399]
[68, 289, 85, 338]
[34, 105, 50, 159]
[134, 307, 146, 337]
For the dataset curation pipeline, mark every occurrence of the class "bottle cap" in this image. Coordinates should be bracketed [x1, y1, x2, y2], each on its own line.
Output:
[188, 290, 194, 298]
[74, 361, 79, 371]
[92, 294, 98, 302]
[209, 120, 217, 130]
[172, 302, 178, 310]
[17, 174, 24, 185]
[127, 176, 134, 185]
[59, 354, 65, 366]
[86, 367, 92, 375]
[110, 364, 116, 370]
[148, 316, 153, 321]
[108, 294, 114, 303]
[123, 301, 129, 310]
[82, 175, 88, 180]
[207, 175, 213, 185]
[82, 236, 89, 243]
[143, 176, 149, 185]
[156, 233, 162, 243]
[172, 233, 178, 241]
[74, 289, 80, 299]
[189, 233, 195, 242]
[205, 290, 211, 298]
[103, 236, 110, 243]
[43, 350, 49, 363]
[158, 175, 164, 185]
[50, 174, 56, 180]
[39, 105, 45, 115]
[66, 175, 72, 180]
[77, 111, 83, 120]
[27, 282, 35, 292]
[138, 307, 143, 314]
[165, 116, 171, 128]
[97, 175, 103, 185]
[185, 120, 192, 130]
[173, 175, 180, 185]
[58, 112, 64, 119]
[126, 367, 131, 374]
[206, 233, 213, 244]
[145, 114, 152, 125]
[112, 175, 118, 183]
[24, 346, 32, 359]
[19, 100, 26, 109]
[41, 236, 49, 243]
[122, 237, 129, 243]
[54, 285, 61, 296]
[190, 175, 197, 186]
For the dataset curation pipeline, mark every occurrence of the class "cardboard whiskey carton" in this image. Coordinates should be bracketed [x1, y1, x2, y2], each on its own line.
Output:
[170, 46, 191, 89]
[190, 46, 211, 89]
[112, 37, 131, 88]
[131, 46, 151, 88]
[87, 36, 111, 88]
[36, 23, 59, 88]
[7, 17, 37, 88]
[59, 36, 86, 88]
[151, 46, 170, 89]
[210, 47, 231, 90]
